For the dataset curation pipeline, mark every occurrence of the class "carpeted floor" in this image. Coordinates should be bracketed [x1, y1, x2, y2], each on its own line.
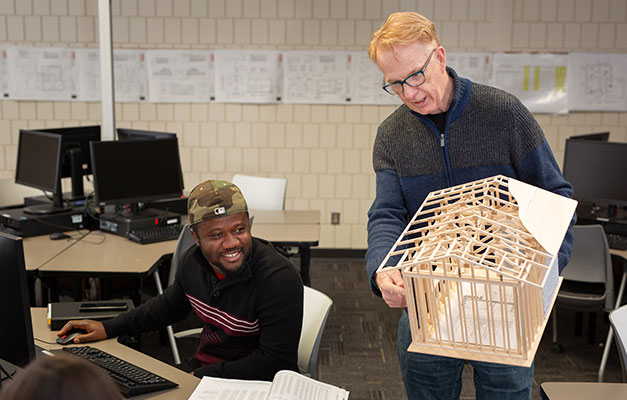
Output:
[138, 256, 625, 400]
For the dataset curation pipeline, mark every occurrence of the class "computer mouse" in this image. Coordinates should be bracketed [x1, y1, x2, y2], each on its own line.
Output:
[56, 328, 87, 345]
[50, 232, 71, 240]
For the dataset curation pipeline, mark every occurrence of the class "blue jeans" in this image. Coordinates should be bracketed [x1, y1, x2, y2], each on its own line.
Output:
[397, 310, 533, 400]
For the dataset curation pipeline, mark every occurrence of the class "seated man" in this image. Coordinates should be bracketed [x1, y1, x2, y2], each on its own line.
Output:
[58, 179, 304, 381]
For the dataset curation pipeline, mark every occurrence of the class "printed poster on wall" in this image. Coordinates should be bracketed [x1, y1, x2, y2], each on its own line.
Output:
[146, 50, 213, 103]
[346, 51, 401, 106]
[492, 53, 568, 114]
[567, 53, 627, 112]
[6, 47, 76, 101]
[283, 51, 348, 104]
[214, 50, 282, 103]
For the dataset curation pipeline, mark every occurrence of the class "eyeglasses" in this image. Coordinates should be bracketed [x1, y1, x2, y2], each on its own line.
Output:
[382, 48, 436, 95]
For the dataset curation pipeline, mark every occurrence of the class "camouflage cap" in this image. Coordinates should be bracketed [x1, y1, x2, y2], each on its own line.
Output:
[188, 180, 248, 225]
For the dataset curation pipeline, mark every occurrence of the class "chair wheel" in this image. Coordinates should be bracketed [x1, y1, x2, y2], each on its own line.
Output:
[551, 343, 563, 353]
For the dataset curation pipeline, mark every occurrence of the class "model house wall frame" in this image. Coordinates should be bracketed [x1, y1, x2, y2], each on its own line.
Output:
[376, 175, 577, 367]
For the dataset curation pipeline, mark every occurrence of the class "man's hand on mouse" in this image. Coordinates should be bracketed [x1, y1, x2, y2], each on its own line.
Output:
[57, 320, 107, 344]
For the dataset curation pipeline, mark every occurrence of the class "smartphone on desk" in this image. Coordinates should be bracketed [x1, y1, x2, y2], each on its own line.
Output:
[79, 302, 128, 312]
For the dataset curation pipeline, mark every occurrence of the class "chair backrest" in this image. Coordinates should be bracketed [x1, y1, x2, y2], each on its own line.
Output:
[232, 174, 287, 211]
[609, 304, 627, 382]
[0, 179, 42, 208]
[298, 286, 333, 379]
[563, 224, 614, 309]
[168, 224, 196, 286]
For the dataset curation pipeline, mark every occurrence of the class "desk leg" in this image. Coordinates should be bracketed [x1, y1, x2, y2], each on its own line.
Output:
[299, 245, 311, 286]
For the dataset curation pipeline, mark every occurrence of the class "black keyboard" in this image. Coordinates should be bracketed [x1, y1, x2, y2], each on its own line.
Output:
[126, 224, 182, 244]
[607, 233, 627, 251]
[63, 346, 178, 397]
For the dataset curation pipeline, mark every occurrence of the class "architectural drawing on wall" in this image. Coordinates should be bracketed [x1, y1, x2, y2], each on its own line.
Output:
[214, 50, 282, 103]
[283, 51, 348, 104]
[346, 52, 400, 105]
[0, 49, 8, 98]
[75, 49, 148, 102]
[567, 53, 627, 111]
[447, 52, 492, 85]
[377, 175, 577, 366]
[6, 47, 76, 101]
[146, 50, 213, 103]
[492, 53, 568, 114]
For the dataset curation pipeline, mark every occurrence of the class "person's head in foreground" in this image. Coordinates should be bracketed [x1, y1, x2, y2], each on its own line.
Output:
[0, 353, 121, 400]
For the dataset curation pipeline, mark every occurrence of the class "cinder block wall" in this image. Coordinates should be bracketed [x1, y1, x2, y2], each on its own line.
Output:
[1, 0, 625, 248]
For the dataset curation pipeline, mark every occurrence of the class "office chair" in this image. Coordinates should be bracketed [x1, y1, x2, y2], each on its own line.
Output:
[609, 304, 627, 382]
[298, 286, 333, 379]
[163, 224, 196, 365]
[231, 174, 287, 211]
[551, 224, 626, 382]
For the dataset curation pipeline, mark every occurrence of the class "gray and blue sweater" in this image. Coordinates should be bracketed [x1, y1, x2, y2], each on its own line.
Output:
[366, 67, 575, 295]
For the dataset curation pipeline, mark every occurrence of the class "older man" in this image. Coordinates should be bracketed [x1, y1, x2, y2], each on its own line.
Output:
[365, 12, 575, 400]
[59, 179, 303, 381]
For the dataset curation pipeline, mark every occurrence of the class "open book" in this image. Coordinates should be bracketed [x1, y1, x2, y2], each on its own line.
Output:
[188, 370, 349, 400]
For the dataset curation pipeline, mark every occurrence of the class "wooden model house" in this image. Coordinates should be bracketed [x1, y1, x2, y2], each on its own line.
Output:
[376, 175, 577, 367]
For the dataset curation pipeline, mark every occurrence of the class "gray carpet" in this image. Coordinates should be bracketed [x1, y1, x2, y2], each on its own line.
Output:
[139, 257, 625, 399]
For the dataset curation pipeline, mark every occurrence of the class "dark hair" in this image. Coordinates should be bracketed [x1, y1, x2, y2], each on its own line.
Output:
[0, 353, 121, 400]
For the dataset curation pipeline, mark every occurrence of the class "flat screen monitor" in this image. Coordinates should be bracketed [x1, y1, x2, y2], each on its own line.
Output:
[0, 232, 36, 377]
[117, 127, 176, 141]
[39, 125, 101, 200]
[90, 138, 184, 208]
[15, 129, 68, 214]
[563, 139, 627, 216]
[569, 132, 610, 141]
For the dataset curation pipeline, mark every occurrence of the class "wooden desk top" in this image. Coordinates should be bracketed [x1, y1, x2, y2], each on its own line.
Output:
[37, 231, 175, 275]
[540, 382, 627, 400]
[22, 234, 79, 271]
[252, 223, 320, 245]
[31, 308, 200, 400]
[250, 210, 320, 225]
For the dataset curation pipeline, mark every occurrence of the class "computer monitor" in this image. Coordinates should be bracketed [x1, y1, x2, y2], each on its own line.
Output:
[117, 127, 176, 141]
[15, 129, 68, 214]
[90, 138, 184, 215]
[39, 125, 101, 200]
[563, 139, 627, 217]
[569, 132, 610, 141]
[0, 232, 36, 379]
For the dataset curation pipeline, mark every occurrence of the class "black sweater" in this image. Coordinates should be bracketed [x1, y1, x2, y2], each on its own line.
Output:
[102, 237, 303, 381]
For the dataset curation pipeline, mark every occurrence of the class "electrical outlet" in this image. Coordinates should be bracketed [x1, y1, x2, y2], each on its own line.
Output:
[331, 212, 340, 225]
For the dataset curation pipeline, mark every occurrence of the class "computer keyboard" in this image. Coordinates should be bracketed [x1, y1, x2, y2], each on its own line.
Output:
[62, 346, 178, 397]
[607, 233, 627, 251]
[126, 224, 182, 244]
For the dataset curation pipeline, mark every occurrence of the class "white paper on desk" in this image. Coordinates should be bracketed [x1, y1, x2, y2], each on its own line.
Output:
[188, 370, 349, 400]
[188, 376, 271, 400]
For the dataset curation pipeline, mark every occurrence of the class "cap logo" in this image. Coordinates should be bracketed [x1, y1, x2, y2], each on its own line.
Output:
[214, 206, 226, 215]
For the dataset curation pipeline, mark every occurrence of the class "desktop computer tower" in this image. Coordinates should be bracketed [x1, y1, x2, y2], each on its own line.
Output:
[0, 207, 91, 237]
[98, 208, 181, 237]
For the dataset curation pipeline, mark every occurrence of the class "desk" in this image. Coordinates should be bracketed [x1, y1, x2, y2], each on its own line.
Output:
[28, 232, 175, 305]
[540, 382, 627, 400]
[251, 210, 320, 286]
[30, 307, 199, 399]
